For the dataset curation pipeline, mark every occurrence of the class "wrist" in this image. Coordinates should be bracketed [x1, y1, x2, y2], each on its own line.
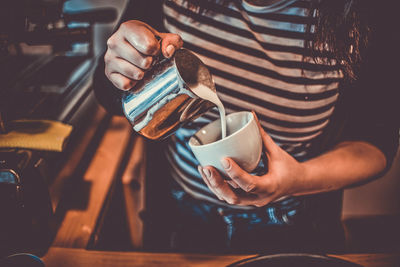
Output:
[291, 160, 314, 196]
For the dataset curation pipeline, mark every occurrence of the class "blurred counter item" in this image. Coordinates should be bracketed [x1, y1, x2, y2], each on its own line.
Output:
[0, 0, 117, 258]
[0, 120, 73, 152]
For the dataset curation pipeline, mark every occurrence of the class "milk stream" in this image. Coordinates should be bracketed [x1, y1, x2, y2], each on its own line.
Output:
[192, 84, 227, 139]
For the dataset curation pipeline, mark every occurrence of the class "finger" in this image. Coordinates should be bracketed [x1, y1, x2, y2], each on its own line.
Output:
[106, 56, 145, 81]
[111, 39, 154, 70]
[121, 21, 161, 56]
[158, 32, 184, 58]
[198, 166, 223, 201]
[201, 166, 226, 201]
[108, 73, 135, 91]
[221, 158, 258, 193]
[227, 180, 239, 189]
[203, 166, 240, 205]
[252, 111, 279, 155]
[201, 167, 273, 207]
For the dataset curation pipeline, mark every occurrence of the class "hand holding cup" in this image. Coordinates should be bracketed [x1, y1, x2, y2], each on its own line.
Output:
[191, 111, 305, 207]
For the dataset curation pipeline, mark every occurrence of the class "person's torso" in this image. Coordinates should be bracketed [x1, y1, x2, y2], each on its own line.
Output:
[162, 0, 342, 209]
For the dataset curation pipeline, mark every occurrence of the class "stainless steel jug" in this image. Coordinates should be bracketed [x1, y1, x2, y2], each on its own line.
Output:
[121, 48, 216, 140]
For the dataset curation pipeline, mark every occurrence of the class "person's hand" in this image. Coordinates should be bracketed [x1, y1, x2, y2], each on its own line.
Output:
[198, 112, 307, 207]
[104, 20, 183, 90]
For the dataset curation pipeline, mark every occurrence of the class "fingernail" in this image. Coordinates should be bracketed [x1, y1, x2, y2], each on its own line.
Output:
[203, 168, 211, 178]
[166, 44, 175, 58]
[221, 158, 230, 169]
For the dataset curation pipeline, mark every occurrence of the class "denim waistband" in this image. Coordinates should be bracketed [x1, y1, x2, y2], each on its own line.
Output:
[171, 188, 307, 248]
[171, 187, 305, 226]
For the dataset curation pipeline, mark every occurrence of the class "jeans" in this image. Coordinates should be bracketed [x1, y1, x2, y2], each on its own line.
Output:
[142, 150, 345, 254]
[162, 188, 345, 254]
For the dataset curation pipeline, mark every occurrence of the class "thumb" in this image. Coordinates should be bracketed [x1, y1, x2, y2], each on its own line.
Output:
[158, 32, 184, 58]
[222, 158, 257, 193]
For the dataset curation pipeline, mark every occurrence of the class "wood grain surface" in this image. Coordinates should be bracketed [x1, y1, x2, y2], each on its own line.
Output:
[42, 247, 400, 267]
[52, 116, 132, 248]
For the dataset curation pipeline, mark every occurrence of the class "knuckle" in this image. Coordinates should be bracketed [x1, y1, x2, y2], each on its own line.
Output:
[121, 81, 132, 91]
[135, 70, 144, 80]
[139, 32, 159, 55]
[172, 33, 183, 46]
[122, 65, 134, 78]
[143, 40, 159, 55]
[141, 57, 153, 69]
[106, 36, 116, 49]
[119, 21, 129, 31]
[110, 78, 121, 90]
[121, 65, 143, 80]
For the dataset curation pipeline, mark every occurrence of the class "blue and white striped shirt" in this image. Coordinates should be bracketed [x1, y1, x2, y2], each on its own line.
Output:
[162, 0, 342, 209]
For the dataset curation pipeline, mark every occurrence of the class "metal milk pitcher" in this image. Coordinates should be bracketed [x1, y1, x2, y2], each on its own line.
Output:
[121, 48, 216, 140]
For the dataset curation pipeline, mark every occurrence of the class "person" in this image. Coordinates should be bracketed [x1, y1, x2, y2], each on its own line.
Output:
[93, 0, 399, 253]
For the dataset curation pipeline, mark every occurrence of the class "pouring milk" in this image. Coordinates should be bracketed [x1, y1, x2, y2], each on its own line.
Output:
[191, 84, 227, 139]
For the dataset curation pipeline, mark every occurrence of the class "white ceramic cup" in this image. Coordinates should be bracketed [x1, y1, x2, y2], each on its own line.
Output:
[188, 111, 262, 175]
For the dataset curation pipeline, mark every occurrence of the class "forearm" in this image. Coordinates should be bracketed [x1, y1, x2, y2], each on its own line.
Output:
[295, 141, 387, 196]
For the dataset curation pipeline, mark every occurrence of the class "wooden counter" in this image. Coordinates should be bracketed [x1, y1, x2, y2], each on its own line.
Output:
[50, 115, 135, 249]
[41, 247, 399, 267]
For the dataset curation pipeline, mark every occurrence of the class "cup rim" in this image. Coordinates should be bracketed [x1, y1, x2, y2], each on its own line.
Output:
[188, 111, 254, 149]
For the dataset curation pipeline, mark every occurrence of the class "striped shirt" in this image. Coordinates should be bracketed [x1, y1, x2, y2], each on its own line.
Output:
[162, 0, 342, 209]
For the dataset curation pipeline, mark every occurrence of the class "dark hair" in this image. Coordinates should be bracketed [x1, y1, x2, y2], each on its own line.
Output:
[183, 0, 370, 81]
[308, 0, 370, 80]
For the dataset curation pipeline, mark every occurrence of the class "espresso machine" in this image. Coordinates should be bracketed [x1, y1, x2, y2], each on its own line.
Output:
[0, 0, 116, 257]
[0, 0, 117, 129]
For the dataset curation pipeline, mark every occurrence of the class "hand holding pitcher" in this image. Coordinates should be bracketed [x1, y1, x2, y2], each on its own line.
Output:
[105, 20, 218, 140]
[104, 20, 183, 91]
